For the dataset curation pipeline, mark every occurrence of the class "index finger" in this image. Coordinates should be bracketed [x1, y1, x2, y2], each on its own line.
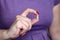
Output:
[20, 8, 38, 17]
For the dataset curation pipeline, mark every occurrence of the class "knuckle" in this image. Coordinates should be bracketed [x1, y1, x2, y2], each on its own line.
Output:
[27, 8, 30, 10]
[23, 26, 27, 30]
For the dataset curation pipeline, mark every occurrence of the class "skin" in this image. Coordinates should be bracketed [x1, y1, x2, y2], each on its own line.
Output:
[49, 4, 60, 40]
[0, 3, 59, 40]
[0, 8, 39, 40]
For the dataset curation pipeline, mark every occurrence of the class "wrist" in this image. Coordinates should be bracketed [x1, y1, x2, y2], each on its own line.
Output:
[3, 30, 10, 40]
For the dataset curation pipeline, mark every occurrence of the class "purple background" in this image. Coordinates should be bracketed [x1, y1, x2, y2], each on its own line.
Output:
[0, 0, 60, 40]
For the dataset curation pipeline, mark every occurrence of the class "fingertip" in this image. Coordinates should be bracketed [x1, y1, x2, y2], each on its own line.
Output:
[16, 15, 20, 18]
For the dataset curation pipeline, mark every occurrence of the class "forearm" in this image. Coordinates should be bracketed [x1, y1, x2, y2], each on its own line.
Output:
[50, 17, 60, 40]
[49, 4, 60, 40]
[0, 30, 10, 40]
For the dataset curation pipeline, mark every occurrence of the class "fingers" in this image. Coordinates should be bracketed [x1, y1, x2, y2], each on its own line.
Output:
[20, 13, 39, 25]
[20, 8, 38, 17]
[16, 8, 39, 36]
[31, 13, 39, 24]
[17, 8, 39, 25]
[16, 20, 23, 29]
[17, 21, 28, 35]
[16, 15, 32, 36]
[16, 15, 32, 30]
[19, 26, 27, 35]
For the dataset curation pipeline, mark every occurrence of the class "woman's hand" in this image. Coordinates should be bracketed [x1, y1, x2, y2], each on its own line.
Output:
[21, 8, 39, 24]
[5, 15, 32, 39]
[18, 8, 39, 35]
[3, 8, 39, 39]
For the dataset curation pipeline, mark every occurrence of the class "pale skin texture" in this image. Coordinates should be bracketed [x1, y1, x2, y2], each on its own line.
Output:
[49, 4, 60, 40]
[0, 4, 60, 40]
[0, 8, 39, 40]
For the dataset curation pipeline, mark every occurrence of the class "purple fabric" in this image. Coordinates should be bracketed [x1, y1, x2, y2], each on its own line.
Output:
[0, 0, 53, 29]
[54, 0, 60, 5]
[13, 30, 50, 40]
[0, 0, 60, 40]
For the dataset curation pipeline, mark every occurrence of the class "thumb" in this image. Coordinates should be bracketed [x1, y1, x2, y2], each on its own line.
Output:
[21, 8, 39, 24]
[31, 14, 39, 24]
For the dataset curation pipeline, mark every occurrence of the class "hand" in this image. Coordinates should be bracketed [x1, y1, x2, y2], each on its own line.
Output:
[4, 8, 39, 39]
[16, 15, 32, 36]
[20, 8, 39, 24]
[17, 8, 39, 35]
